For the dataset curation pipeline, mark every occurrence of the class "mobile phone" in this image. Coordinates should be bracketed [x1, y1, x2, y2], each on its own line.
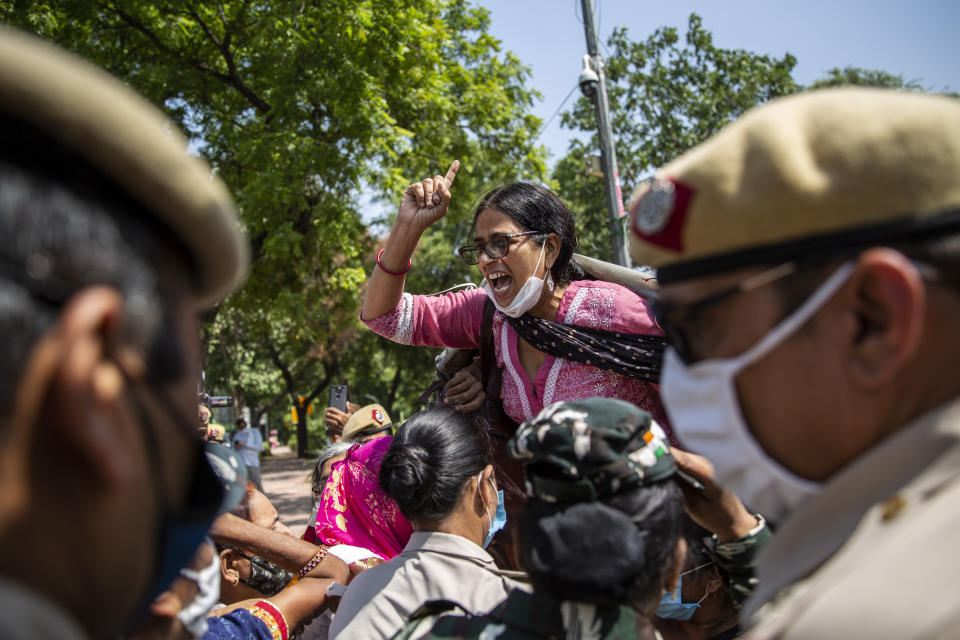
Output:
[329, 385, 348, 412]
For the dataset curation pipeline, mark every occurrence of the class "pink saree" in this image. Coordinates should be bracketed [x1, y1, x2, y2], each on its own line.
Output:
[314, 437, 413, 560]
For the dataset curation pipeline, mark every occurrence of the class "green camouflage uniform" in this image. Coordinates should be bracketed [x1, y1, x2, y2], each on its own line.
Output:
[393, 398, 770, 639]
[397, 590, 663, 640]
[394, 398, 674, 640]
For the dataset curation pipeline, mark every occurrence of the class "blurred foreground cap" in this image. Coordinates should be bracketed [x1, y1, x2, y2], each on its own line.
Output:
[0, 27, 248, 306]
[342, 404, 393, 441]
[628, 88, 960, 284]
[508, 397, 675, 503]
[203, 442, 248, 514]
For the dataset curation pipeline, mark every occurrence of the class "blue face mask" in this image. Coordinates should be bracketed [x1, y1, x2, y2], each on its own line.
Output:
[479, 473, 507, 549]
[656, 561, 713, 621]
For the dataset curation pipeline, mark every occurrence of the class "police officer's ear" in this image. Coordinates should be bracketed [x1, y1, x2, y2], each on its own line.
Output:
[0, 315, 68, 533]
[27, 287, 145, 489]
[842, 249, 926, 390]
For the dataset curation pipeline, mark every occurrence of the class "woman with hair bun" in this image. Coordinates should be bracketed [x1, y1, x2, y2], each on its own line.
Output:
[328, 406, 528, 639]
[400, 398, 689, 640]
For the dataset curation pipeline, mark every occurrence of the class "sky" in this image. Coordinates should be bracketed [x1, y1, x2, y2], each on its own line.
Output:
[477, 0, 960, 164]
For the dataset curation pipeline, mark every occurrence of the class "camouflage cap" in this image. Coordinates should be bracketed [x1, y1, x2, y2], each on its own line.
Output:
[508, 398, 675, 503]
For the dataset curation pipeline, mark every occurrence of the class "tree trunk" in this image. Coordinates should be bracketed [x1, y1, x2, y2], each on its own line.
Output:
[295, 398, 309, 459]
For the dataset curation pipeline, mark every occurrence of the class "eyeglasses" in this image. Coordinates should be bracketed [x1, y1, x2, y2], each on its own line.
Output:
[458, 231, 540, 265]
[649, 261, 798, 364]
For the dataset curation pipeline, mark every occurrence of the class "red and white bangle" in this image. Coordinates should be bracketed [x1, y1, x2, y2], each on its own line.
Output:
[298, 545, 329, 579]
[377, 248, 412, 276]
[249, 600, 289, 640]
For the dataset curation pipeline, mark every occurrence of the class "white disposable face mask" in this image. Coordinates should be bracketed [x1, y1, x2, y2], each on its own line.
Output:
[661, 262, 855, 523]
[483, 241, 552, 318]
[177, 538, 222, 638]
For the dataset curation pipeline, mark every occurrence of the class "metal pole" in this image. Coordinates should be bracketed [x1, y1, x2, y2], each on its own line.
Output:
[580, 0, 627, 266]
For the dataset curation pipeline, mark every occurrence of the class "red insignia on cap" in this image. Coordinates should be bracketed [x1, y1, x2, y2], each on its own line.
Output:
[631, 176, 692, 252]
[373, 409, 384, 425]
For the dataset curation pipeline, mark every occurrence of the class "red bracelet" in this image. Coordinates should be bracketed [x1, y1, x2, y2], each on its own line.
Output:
[377, 248, 412, 276]
[249, 600, 289, 640]
[298, 545, 329, 578]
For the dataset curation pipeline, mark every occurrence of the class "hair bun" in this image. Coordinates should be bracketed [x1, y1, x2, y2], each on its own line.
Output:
[527, 502, 647, 604]
[380, 443, 436, 515]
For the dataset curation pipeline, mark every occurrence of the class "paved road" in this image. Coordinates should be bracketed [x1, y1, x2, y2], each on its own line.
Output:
[261, 446, 316, 535]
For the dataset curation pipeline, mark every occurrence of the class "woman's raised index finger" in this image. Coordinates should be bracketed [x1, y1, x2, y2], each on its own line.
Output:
[443, 160, 461, 186]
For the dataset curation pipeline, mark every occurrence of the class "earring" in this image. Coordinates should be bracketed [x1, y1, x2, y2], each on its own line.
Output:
[546, 271, 555, 291]
[231, 575, 239, 586]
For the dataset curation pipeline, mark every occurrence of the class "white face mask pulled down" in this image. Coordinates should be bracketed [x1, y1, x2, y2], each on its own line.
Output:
[176, 538, 222, 638]
[661, 262, 855, 523]
[482, 241, 553, 318]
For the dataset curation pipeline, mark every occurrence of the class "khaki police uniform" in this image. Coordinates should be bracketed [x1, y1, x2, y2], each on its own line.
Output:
[628, 88, 960, 638]
[743, 396, 960, 639]
[397, 398, 681, 640]
[330, 531, 528, 639]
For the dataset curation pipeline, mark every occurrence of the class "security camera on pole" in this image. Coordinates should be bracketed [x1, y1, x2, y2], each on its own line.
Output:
[579, 0, 628, 267]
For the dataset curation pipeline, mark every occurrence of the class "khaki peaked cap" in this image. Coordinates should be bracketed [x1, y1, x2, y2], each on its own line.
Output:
[629, 88, 960, 284]
[0, 27, 248, 306]
[342, 404, 392, 441]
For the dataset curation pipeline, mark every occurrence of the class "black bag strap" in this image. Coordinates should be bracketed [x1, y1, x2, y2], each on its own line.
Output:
[479, 297, 497, 394]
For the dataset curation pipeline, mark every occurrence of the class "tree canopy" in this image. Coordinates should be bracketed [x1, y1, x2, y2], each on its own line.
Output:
[553, 13, 799, 263]
[552, 14, 955, 264]
[5, 5, 951, 454]
[4, 0, 547, 453]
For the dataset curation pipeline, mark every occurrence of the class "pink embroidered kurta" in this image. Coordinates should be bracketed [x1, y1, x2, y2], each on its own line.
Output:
[363, 280, 669, 427]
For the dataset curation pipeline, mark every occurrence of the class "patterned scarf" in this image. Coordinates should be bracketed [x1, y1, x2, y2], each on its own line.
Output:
[506, 314, 667, 383]
[315, 437, 413, 559]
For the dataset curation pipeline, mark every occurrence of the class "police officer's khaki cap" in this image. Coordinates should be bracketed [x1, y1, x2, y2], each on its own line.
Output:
[0, 27, 248, 306]
[629, 88, 960, 284]
[342, 404, 392, 442]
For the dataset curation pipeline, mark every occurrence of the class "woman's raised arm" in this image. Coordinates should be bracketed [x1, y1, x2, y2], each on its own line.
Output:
[360, 161, 460, 321]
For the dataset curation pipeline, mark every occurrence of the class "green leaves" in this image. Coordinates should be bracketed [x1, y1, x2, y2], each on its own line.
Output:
[6, 0, 545, 445]
[552, 14, 954, 267]
[555, 13, 799, 264]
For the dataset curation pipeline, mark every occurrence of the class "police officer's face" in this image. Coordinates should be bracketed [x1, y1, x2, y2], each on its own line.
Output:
[11, 273, 207, 638]
[657, 265, 846, 482]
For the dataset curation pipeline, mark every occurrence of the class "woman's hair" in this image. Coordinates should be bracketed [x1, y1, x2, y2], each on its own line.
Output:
[311, 441, 354, 496]
[379, 406, 491, 522]
[681, 516, 714, 570]
[473, 182, 584, 283]
[521, 480, 684, 610]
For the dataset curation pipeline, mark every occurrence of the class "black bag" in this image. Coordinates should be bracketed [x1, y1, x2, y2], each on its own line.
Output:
[478, 298, 526, 571]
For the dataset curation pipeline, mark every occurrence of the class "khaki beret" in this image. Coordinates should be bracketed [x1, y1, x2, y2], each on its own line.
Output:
[0, 27, 248, 306]
[629, 88, 960, 284]
[342, 404, 392, 442]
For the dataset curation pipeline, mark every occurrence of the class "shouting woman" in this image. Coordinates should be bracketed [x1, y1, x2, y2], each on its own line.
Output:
[361, 162, 668, 427]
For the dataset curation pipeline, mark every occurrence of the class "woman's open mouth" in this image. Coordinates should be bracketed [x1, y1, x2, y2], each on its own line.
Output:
[488, 273, 513, 294]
